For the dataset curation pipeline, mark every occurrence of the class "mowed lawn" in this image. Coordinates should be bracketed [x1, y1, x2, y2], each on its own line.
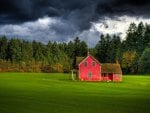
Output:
[0, 73, 150, 113]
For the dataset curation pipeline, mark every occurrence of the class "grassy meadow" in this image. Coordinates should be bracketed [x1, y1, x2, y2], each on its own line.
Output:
[0, 73, 150, 113]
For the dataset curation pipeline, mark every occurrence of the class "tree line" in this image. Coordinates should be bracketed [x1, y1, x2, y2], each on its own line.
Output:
[0, 22, 150, 74]
[0, 36, 88, 72]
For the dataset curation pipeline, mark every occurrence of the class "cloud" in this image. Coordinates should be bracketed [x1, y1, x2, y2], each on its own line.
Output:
[0, 16, 79, 42]
[2, 0, 150, 27]
[93, 15, 150, 38]
[96, 0, 150, 17]
[1, 15, 149, 47]
[1, 0, 150, 47]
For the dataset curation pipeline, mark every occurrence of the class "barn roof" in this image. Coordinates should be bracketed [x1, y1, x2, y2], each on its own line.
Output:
[101, 63, 122, 74]
[76, 54, 100, 66]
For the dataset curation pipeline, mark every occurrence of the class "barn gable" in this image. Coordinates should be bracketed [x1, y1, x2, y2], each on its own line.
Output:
[76, 55, 101, 66]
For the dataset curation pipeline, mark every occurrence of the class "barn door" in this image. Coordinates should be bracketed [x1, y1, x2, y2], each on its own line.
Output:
[88, 72, 92, 80]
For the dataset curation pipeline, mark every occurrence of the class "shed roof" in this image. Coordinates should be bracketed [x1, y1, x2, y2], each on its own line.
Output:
[101, 63, 122, 74]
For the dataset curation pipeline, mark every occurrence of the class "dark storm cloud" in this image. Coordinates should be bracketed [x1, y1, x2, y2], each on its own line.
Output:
[96, 0, 150, 17]
[1, 0, 150, 29]
[1, 0, 150, 47]
[0, 0, 97, 32]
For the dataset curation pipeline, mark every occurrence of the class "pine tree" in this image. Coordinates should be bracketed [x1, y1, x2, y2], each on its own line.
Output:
[7, 38, 21, 63]
[0, 36, 8, 60]
[138, 47, 150, 74]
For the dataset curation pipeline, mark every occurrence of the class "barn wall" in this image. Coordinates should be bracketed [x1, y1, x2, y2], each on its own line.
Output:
[113, 73, 122, 81]
[79, 56, 101, 81]
[102, 73, 113, 81]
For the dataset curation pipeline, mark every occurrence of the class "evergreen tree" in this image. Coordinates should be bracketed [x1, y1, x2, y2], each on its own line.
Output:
[46, 41, 53, 65]
[0, 36, 8, 60]
[32, 41, 44, 64]
[7, 38, 21, 63]
[66, 41, 74, 58]
[124, 22, 137, 51]
[51, 41, 60, 64]
[95, 34, 121, 63]
[20, 40, 33, 63]
[136, 22, 145, 54]
[109, 35, 122, 63]
[138, 47, 150, 74]
[95, 34, 106, 62]
[72, 37, 88, 68]
[143, 24, 150, 49]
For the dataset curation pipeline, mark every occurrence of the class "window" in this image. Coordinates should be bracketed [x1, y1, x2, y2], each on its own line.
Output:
[88, 72, 92, 78]
[92, 61, 96, 66]
[84, 61, 88, 67]
[116, 74, 120, 77]
[103, 74, 107, 77]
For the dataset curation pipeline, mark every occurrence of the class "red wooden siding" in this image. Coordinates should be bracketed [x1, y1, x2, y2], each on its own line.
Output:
[113, 74, 122, 81]
[102, 73, 113, 81]
[101, 73, 122, 82]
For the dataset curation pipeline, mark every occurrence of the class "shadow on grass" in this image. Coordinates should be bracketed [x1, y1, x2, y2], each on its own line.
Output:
[58, 78, 124, 84]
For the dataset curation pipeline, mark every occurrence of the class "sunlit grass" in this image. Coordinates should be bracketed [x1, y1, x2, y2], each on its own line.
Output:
[0, 73, 150, 113]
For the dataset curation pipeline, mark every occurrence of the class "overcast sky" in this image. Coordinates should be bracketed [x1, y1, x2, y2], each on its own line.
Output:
[0, 0, 150, 47]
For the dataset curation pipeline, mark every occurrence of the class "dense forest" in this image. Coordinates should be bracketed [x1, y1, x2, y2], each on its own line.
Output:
[0, 22, 150, 74]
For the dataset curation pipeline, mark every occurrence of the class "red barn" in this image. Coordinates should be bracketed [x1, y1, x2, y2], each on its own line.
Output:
[76, 54, 122, 82]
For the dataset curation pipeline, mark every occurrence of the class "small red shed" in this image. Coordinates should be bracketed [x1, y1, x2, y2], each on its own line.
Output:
[101, 63, 122, 82]
[76, 54, 122, 82]
[77, 54, 101, 81]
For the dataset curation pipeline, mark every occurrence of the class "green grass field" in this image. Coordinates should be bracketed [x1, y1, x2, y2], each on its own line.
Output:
[0, 73, 150, 113]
